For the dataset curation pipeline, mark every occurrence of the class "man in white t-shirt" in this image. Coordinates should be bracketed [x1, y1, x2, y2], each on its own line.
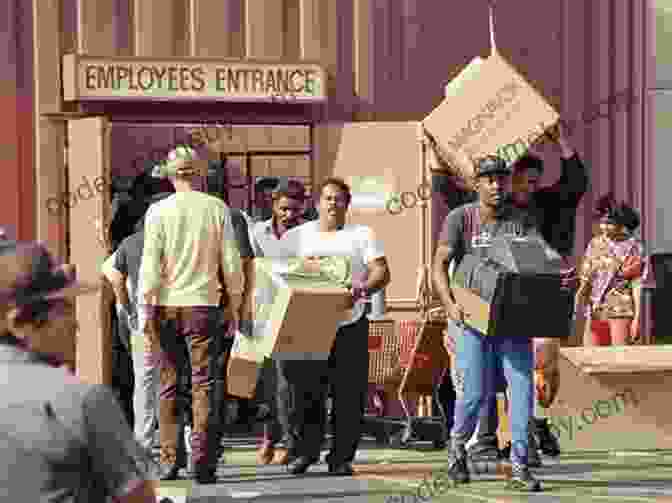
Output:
[278, 177, 391, 476]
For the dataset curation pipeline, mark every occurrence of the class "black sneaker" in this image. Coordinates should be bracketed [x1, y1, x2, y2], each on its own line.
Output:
[531, 417, 560, 457]
[446, 456, 470, 485]
[527, 432, 542, 468]
[507, 464, 542, 492]
[467, 438, 501, 461]
[502, 437, 541, 467]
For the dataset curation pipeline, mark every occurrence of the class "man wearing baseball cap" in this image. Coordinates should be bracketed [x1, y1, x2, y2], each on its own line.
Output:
[432, 156, 543, 492]
[140, 145, 244, 483]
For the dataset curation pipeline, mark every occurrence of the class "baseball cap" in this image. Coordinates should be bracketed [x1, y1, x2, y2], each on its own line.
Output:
[151, 145, 204, 179]
[474, 156, 512, 178]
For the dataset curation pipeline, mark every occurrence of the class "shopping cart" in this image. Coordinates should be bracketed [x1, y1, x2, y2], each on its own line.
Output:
[363, 268, 450, 448]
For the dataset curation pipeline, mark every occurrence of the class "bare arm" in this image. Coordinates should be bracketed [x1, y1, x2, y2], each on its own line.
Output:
[432, 243, 457, 311]
[365, 257, 391, 293]
[102, 253, 131, 310]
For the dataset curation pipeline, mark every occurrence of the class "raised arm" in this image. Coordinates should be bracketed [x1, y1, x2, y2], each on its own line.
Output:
[543, 123, 589, 206]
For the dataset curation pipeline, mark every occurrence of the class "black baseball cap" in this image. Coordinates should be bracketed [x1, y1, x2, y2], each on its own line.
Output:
[474, 156, 512, 177]
[255, 177, 280, 193]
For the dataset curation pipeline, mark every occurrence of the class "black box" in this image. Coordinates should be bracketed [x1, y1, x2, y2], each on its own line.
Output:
[453, 235, 574, 338]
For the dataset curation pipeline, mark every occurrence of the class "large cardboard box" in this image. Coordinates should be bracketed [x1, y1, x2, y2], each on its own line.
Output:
[326, 122, 431, 312]
[423, 51, 559, 178]
[226, 257, 351, 398]
[537, 346, 672, 451]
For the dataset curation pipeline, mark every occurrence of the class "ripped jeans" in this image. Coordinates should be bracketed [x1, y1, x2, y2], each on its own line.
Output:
[448, 321, 534, 466]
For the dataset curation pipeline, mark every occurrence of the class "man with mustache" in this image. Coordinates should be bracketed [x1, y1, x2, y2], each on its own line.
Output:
[251, 178, 309, 465]
[278, 177, 391, 476]
[433, 156, 542, 492]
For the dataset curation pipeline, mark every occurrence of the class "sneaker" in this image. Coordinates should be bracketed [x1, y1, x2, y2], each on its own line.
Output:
[507, 464, 542, 492]
[502, 437, 541, 468]
[467, 438, 501, 461]
[527, 432, 542, 468]
[531, 417, 560, 457]
[446, 456, 470, 485]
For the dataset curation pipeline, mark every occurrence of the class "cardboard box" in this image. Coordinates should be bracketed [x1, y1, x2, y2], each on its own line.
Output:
[537, 346, 672, 451]
[325, 122, 429, 310]
[423, 51, 559, 177]
[226, 331, 266, 399]
[227, 258, 350, 398]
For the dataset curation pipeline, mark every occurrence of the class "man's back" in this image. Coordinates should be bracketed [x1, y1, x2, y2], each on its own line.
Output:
[139, 191, 242, 306]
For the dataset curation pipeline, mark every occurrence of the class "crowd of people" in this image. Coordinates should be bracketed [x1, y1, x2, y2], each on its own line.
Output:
[0, 120, 649, 498]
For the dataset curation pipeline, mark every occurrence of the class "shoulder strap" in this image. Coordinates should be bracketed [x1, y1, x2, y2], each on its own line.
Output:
[463, 205, 482, 244]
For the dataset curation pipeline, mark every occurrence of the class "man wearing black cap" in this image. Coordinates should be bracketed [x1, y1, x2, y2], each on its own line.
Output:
[250, 178, 308, 465]
[469, 124, 587, 465]
[432, 156, 543, 492]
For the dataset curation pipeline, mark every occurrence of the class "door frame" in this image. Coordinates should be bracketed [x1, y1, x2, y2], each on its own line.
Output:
[46, 114, 318, 384]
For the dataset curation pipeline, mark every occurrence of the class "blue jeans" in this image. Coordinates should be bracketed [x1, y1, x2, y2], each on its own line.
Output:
[449, 323, 534, 466]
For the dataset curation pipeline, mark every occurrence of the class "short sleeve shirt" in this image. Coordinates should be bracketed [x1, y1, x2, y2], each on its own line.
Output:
[437, 202, 540, 271]
[114, 230, 145, 303]
[230, 208, 255, 259]
[0, 344, 153, 502]
[279, 221, 386, 327]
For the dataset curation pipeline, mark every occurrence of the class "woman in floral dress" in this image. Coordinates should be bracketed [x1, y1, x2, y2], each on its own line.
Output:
[577, 194, 646, 346]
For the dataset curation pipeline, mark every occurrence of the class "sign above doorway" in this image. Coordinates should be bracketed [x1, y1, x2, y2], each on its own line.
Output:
[62, 54, 327, 103]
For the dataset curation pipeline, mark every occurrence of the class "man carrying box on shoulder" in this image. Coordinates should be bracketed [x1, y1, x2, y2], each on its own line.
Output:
[432, 156, 542, 492]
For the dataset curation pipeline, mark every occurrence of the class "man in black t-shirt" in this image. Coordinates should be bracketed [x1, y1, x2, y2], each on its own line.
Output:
[103, 193, 173, 452]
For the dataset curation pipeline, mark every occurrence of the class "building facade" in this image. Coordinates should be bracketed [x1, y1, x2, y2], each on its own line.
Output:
[0, 0, 658, 381]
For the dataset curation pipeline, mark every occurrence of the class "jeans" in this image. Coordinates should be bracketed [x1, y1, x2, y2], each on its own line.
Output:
[474, 362, 506, 446]
[112, 307, 135, 429]
[131, 317, 160, 450]
[449, 322, 534, 466]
